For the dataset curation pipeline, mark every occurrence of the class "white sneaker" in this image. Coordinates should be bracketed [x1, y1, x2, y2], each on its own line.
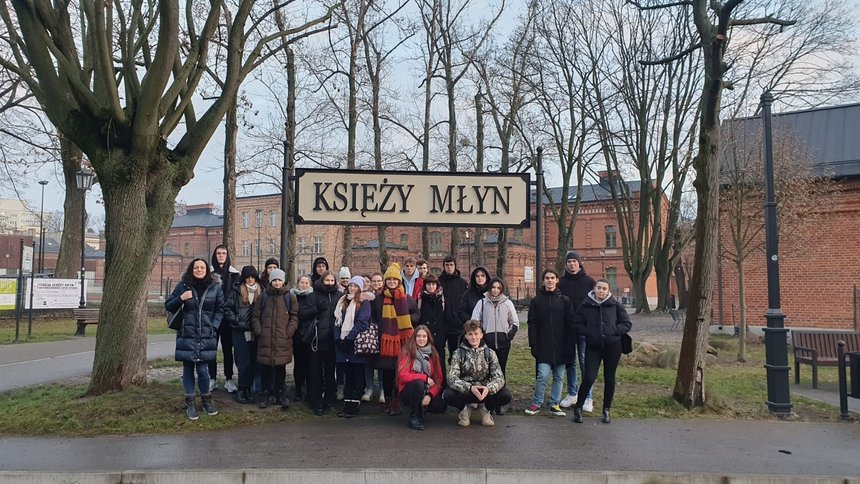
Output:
[378, 392, 386, 404]
[336, 385, 344, 401]
[224, 379, 237, 393]
[560, 394, 577, 408]
[209, 379, 218, 393]
[583, 398, 594, 413]
[479, 404, 494, 426]
[458, 406, 472, 427]
[361, 389, 372, 402]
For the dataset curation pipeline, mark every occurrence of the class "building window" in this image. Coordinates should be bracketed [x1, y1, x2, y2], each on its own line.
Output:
[183, 242, 190, 257]
[430, 231, 442, 252]
[605, 225, 617, 248]
[400, 233, 408, 249]
[242, 240, 250, 256]
[269, 239, 276, 254]
[255, 210, 263, 228]
[314, 236, 322, 253]
[241, 212, 249, 229]
[270, 210, 277, 227]
[606, 267, 617, 292]
[164, 243, 172, 253]
[298, 237, 307, 253]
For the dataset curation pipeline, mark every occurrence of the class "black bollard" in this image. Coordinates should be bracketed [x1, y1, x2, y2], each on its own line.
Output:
[837, 340, 850, 421]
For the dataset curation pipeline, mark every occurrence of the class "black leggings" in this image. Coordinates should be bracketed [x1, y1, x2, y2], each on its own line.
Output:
[260, 364, 286, 393]
[442, 387, 512, 410]
[381, 368, 396, 400]
[399, 380, 446, 416]
[308, 348, 336, 409]
[575, 340, 622, 411]
[293, 339, 310, 393]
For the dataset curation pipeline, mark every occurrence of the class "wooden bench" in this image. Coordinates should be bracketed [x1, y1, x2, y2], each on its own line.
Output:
[791, 330, 860, 388]
[73, 308, 100, 336]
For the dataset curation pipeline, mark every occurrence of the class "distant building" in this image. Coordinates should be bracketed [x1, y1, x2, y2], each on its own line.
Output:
[719, 103, 860, 331]
[0, 199, 48, 236]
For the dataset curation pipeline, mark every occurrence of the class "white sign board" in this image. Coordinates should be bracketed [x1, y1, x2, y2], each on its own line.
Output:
[24, 279, 84, 309]
[523, 266, 534, 284]
[22, 246, 33, 273]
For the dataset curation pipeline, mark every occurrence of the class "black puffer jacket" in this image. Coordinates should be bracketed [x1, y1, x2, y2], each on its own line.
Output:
[528, 287, 574, 365]
[311, 279, 342, 352]
[573, 292, 632, 347]
[310, 256, 329, 283]
[419, 287, 445, 338]
[457, 267, 490, 325]
[292, 288, 318, 342]
[439, 269, 467, 334]
[166, 280, 224, 363]
[225, 282, 258, 331]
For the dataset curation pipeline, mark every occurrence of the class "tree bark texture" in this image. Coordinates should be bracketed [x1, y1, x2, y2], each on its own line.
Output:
[55, 134, 85, 279]
[223, 100, 239, 256]
[736, 258, 747, 361]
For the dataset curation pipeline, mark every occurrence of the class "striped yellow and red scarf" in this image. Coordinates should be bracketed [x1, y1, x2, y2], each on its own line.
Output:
[380, 288, 413, 357]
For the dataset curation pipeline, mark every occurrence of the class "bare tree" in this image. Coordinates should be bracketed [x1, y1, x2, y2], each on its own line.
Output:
[720, 123, 837, 360]
[1, 0, 332, 394]
[630, 0, 796, 408]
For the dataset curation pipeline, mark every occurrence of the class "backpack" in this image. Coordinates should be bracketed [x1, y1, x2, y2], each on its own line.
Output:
[458, 346, 494, 365]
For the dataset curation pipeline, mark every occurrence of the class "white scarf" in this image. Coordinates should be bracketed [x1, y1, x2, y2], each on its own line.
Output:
[245, 283, 258, 305]
[334, 294, 357, 340]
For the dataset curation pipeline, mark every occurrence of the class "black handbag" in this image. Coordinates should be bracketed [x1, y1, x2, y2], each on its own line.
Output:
[167, 305, 183, 331]
[621, 333, 633, 354]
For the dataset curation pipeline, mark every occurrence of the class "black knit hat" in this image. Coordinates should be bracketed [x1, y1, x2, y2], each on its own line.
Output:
[565, 251, 582, 263]
[264, 258, 279, 268]
[240, 265, 259, 282]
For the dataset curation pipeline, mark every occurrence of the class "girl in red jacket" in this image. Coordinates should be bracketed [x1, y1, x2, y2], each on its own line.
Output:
[397, 325, 446, 430]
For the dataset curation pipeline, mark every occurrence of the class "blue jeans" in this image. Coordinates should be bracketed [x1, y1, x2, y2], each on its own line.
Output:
[364, 364, 382, 392]
[182, 361, 211, 396]
[532, 362, 565, 407]
[566, 335, 593, 399]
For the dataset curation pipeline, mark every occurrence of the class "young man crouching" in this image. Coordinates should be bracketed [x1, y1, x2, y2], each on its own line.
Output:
[443, 320, 512, 426]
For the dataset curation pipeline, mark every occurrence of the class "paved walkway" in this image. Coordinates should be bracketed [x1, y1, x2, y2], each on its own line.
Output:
[0, 334, 175, 393]
[0, 417, 857, 476]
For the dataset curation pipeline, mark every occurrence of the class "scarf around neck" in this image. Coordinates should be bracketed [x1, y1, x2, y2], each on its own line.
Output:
[412, 345, 433, 375]
[380, 287, 413, 358]
[487, 292, 504, 303]
[334, 295, 358, 340]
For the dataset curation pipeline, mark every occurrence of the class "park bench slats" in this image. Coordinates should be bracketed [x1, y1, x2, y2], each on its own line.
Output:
[791, 330, 860, 388]
[73, 308, 100, 337]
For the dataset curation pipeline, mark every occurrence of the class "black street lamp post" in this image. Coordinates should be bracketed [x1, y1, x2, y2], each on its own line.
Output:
[760, 91, 792, 416]
[75, 167, 94, 309]
[38, 180, 48, 274]
[465, 229, 472, 275]
[256, 208, 263, 268]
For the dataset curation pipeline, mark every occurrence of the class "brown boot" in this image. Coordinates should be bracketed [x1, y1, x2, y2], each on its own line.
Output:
[388, 397, 402, 416]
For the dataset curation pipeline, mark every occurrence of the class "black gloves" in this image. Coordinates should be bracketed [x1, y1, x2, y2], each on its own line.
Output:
[507, 326, 518, 340]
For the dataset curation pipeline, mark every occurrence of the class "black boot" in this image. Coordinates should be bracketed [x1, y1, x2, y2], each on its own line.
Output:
[602, 409, 611, 424]
[277, 390, 291, 410]
[291, 387, 303, 402]
[573, 408, 583, 423]
[258, 390, 269, 409]
[185, 396, 198, 421]
[338, 400, 360, 418]
[201, 394, 218, 416]
[408, 412, 425, 430]
[236, 388, 251, 404]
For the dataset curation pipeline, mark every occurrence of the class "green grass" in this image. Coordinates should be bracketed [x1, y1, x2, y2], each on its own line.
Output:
[0, 328, 850, 436]
[0, 317, 173, 344]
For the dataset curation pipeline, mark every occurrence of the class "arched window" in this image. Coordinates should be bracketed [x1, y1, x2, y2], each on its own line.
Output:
[241, 212, 249, 229]
[430, 231, 442, 252]
[183, 242, 190, 256]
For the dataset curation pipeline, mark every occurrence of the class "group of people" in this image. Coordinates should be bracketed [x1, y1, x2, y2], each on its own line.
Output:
[165, 247, 631, 428]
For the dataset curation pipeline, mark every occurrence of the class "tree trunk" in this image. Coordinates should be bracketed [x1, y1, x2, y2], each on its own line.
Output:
[377, 226, 388, 272]
[495, 228, 508, 280]
[282, 50, 298, 281]
[654, 259, 672, 311]
[632, 273, 650, 314]
[89, 152, 178, 394]
[673, 81, 723, 408]
[421, 227, 429, 260]
[674, 263, 688, 309]
[223, 100, 238, 256]
[55, 134, 84, 279]
[737, 258, 747, 361]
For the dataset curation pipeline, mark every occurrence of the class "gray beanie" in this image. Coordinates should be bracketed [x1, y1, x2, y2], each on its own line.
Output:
[269, 269, 286, 282]
[565, 251, 582, 263]
[338, 266, 351, 279]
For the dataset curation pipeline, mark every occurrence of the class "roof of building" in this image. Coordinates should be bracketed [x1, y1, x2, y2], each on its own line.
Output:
[535, 181, 643, 205]
[726, 102, 860, 179]
[171, 206, 223, 228]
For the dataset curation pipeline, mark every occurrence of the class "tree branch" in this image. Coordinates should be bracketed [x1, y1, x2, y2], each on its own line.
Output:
[626, 0, 693, 10]
[730, 16, 796, 27]
[640, 42, 702, 66]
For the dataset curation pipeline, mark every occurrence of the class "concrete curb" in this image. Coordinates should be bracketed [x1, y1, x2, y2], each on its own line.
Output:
[0, 469, 858, 484]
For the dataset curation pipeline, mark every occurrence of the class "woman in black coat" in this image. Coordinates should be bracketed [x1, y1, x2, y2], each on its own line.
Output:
[456, 267, 490, 326]
[571, 279, 632, 424]
[291, 274, 318, 402]
[224, 265, 261, 404]
[165, 258, 225, 421]
[307, 270, 342, 415]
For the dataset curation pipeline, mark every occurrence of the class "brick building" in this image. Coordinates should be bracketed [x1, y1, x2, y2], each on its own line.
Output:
[718, 103, 860, 331]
